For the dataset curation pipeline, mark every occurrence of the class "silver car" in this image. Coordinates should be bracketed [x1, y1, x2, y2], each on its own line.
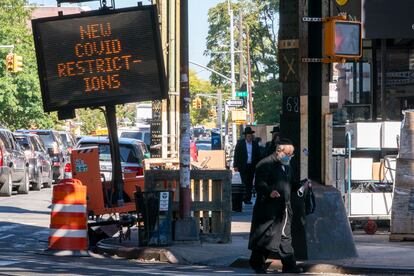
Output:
[76, 137, 145, 181]
[0, 129, 29, 196]
[14, 133, 53, 190]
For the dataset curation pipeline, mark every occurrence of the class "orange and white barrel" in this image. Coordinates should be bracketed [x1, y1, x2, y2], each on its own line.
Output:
[48, 179, 88, 254]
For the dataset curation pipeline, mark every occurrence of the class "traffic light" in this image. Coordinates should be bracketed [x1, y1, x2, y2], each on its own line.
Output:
[13, 55, 23, 72]
[5, 53, 14, 72]
[323, 15, 362, 62]
[192, 98, 202, 109]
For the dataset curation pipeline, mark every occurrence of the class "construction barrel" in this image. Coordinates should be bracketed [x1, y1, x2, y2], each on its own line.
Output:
[47, 178, 88, 255]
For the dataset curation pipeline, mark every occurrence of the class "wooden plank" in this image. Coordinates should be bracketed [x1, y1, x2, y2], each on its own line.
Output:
[193, 178, 201, 220]
[144, 169, 232, 243]
[211, 179, 222, 234]
[202, 179, 210, 234]
[221, 172, 232, 243]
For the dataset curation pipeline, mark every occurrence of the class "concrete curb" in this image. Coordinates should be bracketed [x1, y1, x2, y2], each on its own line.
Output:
[231, 258, 414, 275]
[96, 238, 185, 264]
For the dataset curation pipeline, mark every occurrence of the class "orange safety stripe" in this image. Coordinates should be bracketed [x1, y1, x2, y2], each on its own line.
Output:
[48, 237, 87, 251]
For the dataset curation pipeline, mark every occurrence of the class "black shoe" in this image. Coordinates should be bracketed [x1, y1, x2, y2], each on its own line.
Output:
[244, 200, 253, 205]
[282, 266, 303, 273]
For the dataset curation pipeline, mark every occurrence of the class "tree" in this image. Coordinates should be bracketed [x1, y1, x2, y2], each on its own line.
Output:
[0, 0, 55, 130]
[189, 70, 219, 126]
[205, 0, 281, 125]
[75, 108, 106, 135]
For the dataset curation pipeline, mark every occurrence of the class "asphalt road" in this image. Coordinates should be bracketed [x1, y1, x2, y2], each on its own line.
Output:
[0, 187, 260, 275]
[0, 187, 361, 276]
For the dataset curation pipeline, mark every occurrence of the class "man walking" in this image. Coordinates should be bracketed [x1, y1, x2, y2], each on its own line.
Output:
[233, 126, 260, 205]
[248, 138, 305, 274]
[264, 126, 280, 157]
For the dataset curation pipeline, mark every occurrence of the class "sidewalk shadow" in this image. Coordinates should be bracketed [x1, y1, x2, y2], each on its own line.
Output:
[0, 206, 50, 215]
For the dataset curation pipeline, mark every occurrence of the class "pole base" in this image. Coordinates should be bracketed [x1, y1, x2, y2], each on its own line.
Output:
[174, 217, 199, 241]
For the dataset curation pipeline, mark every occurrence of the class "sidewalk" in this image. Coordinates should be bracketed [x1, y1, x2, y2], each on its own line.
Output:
[96, 203, 414, 274]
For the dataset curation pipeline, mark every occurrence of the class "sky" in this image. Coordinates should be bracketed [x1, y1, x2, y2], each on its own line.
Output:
[28, 0, 224, 80]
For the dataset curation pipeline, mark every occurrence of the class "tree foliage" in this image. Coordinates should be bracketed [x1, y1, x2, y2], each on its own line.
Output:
[189, 69, 219, 126]
[0, 0, 56, 130]
[205, 0, 281, 125]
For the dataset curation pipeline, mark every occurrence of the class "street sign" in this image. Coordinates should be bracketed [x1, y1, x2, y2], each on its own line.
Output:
[32, 6, 167, 112]
[236, 91, 248, 97]
[231, 109, 247, 122]
[159, 191, 169, 211]
[226, 99, 243, 107]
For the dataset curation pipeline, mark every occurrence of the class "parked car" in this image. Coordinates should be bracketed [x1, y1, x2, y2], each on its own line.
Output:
[17, 130, 67, 183]
[59, 131, 76, 154]
[76, 137, 146, 181]
[14, 133, 53, 190]
[0, 129, 29, 196]
[118, 127, 151, 148]
[195, 138, 212, 152]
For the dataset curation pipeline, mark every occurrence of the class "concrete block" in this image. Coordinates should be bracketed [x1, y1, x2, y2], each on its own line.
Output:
[292, 185, 357, 260]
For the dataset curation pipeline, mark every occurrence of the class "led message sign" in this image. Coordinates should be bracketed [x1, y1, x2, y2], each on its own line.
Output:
[32, 6, 166, 112]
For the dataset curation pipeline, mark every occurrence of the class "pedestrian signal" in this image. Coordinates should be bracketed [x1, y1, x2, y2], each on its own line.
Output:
[13, 55, 23, 72]
[5, 53, 14, 72]
[323, 15, 362, 62]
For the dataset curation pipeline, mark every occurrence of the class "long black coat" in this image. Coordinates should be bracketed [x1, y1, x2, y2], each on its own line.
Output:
[248, 154, 299, 252]
[233, 139, 260, 170]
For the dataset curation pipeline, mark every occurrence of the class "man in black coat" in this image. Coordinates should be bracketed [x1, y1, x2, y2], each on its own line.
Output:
[233, 126, 261, 204]
[264, 126, 280, 157]
[248, 138, 305, 274]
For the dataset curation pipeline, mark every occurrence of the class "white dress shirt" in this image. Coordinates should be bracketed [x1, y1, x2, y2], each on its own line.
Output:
[246, 140, 252, 164]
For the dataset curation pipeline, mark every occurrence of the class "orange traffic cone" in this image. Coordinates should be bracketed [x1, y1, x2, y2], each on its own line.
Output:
[47, 178, 88, 256]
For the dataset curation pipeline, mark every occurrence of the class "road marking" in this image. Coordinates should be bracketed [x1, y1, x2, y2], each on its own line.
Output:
[0, 234, 14, 240]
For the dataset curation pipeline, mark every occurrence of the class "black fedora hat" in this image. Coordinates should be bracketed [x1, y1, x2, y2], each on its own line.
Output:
[243, 126, 255, 134]
[270, 126, 280, 133]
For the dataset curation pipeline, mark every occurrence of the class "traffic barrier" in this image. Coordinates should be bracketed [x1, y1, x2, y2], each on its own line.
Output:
[47, 178, 88, 256]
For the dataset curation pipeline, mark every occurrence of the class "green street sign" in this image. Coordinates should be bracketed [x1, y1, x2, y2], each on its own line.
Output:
[236, 91, 248, 97]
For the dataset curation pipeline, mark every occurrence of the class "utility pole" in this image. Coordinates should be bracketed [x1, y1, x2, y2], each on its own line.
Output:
[217, 89, 223, 149]
[228, 0, 237, 146]
[168, 0, 177, 158]
[175, 0, 199, 241]
[246, 26, 254, 124]
[238, 12, 244, 88]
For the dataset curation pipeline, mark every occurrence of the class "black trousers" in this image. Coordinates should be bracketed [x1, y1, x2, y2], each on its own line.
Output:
[240, 163, 255, 202]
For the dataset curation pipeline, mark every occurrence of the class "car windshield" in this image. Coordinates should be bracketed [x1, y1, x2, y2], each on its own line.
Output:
[34, 133, 54, 148]
[60, 133, 74, 147]
[78, 142, 140, 163]
[15, 137, 31, 151]
[120, 131, 142, 140]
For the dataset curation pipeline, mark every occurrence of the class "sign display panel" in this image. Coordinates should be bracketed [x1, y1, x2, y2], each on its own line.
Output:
[335, 22, 361, 56]
[32, 6, 166, 112]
